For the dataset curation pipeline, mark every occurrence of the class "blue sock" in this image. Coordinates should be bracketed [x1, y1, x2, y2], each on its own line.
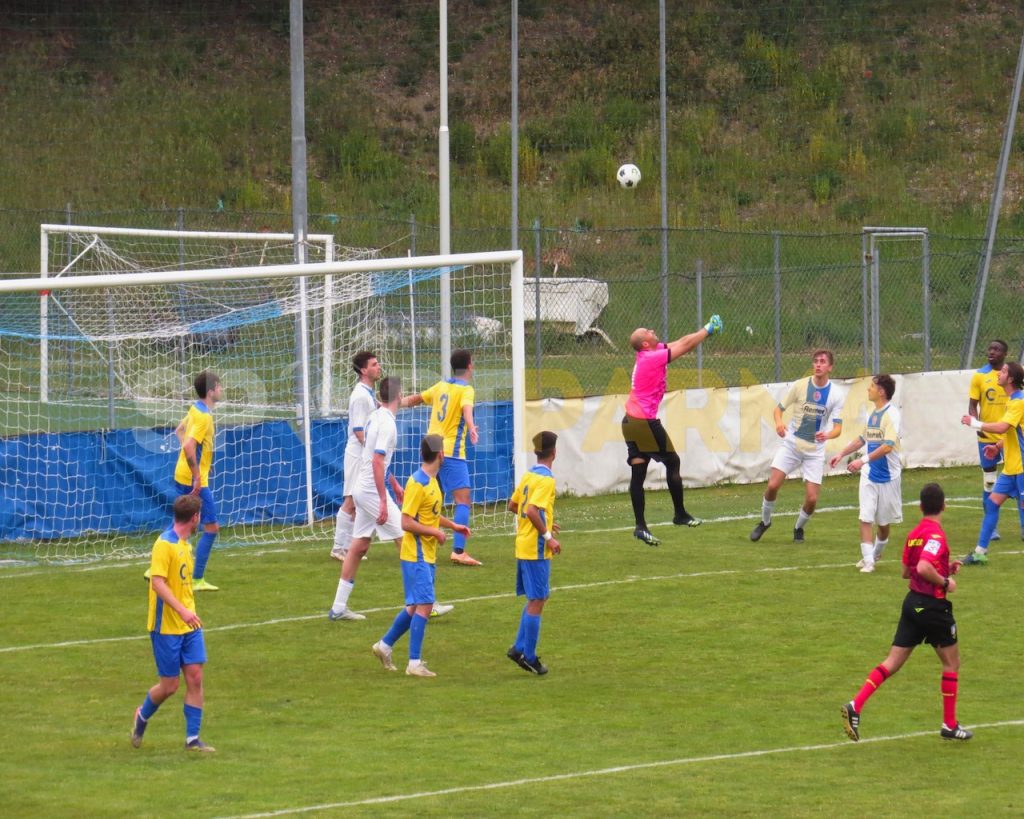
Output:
[382, 609, 414, 647]
[978, 496, 1001, 549]
[523, 612, 542, 661]
[514, 607, 529, 654]
[139, 693, 159, 721]
[452, 504, 470, 553]
[183, 703, 202, 741]
[193, 531, 217, 580]
[408, 613, 429, 661]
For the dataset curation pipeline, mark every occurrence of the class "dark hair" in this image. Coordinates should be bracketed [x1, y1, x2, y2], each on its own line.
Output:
[379, 375, 401, 404]
[811, 349, 834, 365]
[533, 430, 557, 459]
[173, 493, 202, 523]
[919, 483, 945, 516]
[420, 433, 444, 464]
[1006, 361, 1024, 391]
[352, 350, 377, 375]
[872, 374, 896, 401]
[991, 339, 1009, 355]
[451, 349, 472, 375]
[194, 370, 220, 399]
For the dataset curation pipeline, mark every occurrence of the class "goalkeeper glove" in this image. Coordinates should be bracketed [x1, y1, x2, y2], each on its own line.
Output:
[703, 314, 723, 336]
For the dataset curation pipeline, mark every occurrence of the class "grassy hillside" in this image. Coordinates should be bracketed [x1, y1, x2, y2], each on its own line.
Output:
[2, 0, 1024, 235]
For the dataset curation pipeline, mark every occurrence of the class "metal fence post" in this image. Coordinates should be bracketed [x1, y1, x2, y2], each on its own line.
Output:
[533, 218, 542, 397]
[409, 213, 417, 256]
[861, 231, 870, 373]
[773, 231, 782, 383]
[696, 258, 703, 387]
[922, 231, 931, 371]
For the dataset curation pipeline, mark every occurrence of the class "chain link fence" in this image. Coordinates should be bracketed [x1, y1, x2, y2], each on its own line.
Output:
[3, 206, 1023, 398]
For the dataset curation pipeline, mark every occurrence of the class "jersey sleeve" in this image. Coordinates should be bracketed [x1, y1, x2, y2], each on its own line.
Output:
[349, 394, 371, 431]
[878, 411, 898, 446]
[778, 380, 799, 411]
[149, 538, 173, 579]
[920, 534, 947, 569]
[420, 383, 437, 406]
[969, 372, 983, 402]
[401, 477, 424, 517]
[1000, 399, 1024, 427]
[527, 475, 556, 513]
[186, 411, 212, 444]
[510, 475, 526, 509]
[379, 417, 397, 455]
[462, 385, 476, 407]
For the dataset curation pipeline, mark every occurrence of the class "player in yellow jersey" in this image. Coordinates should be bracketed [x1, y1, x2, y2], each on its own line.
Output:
[961, 361, 1024, 564]
[967, 339, 1023, 542]
[371, 434, 470, 678]
[506, 431, 560, 676]
[131, 495, 215, 752]
[172, 370, 223, 591]
[402, 349, 481, 566]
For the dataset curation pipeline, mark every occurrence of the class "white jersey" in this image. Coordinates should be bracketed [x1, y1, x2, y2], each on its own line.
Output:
[354, 407, 398, 496]
[347, 382, 377, 452]
[778, 376, 844, 455]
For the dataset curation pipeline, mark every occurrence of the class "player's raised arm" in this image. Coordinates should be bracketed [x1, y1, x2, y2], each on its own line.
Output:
[665, 315, 722, 361]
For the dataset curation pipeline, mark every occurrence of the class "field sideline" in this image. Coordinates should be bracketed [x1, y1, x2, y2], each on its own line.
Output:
[2, 466, 1022, 816]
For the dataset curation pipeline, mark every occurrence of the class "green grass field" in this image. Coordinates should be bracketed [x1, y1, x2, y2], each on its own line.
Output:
[2, 466, 1022, 817]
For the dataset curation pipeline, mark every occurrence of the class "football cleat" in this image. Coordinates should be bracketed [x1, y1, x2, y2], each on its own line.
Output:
[450, 551, 482, 567]
[130, 707, 147, 749]
[430, 603, 454, 618]
[372, 640, 397, 671]
[185, 738, 216, 753]
[406, 661, 437, 678]
[192, 578, 219, 591]
[633, 528, 661, 546]
[673, 514, 703, 527]
[506, 646, 525, 667]
[749, 521, 771, 542]
[841, 701, 860, 742]
[961, 551, 989, 566]
[940, 723, 973, 741]
[859, 563, 875, 573]
[516, 655, 549, 676]
[990, 530, 1001, 542]
[793, 527, 805, 543]
[327, 607, 366, 621]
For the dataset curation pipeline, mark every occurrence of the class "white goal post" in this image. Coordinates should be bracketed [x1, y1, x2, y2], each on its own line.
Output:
[2, 240, 525, 563]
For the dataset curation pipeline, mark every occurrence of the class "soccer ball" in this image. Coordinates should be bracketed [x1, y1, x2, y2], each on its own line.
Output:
[617, 163, 641, 189]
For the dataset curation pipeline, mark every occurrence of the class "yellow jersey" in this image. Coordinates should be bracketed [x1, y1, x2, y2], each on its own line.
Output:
[421, 379, 475, 459]
[999, 392, 1024, 476]
[970, 365, 1006, 444]
[174, 401, 215, 487]
[511, 465, 556, 560]
[400, 468, 444, 565]
[146, 527, 196, 635]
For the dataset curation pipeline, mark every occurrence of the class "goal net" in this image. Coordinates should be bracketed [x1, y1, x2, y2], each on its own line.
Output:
[0, 226, 524, 564]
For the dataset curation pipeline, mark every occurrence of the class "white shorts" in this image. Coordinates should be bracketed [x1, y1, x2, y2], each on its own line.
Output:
[859, 478, 903, 526]
[770, 438, 825, 485]
[342, 449, 361, 497]
[352, 489, 403, 541]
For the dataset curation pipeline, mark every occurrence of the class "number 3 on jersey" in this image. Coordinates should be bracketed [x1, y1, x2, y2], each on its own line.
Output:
[436, 393, 449, 422]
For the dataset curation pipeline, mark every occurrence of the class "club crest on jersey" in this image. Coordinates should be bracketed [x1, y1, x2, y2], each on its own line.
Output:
[813, 390, 822, 401]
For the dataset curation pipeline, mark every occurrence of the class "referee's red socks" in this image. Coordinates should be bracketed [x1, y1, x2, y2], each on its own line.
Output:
[853, 665, 891, 712]
[941, 672, 959, 727]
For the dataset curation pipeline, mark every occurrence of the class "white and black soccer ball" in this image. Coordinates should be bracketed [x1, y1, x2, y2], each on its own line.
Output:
[617, 163, 641, 189]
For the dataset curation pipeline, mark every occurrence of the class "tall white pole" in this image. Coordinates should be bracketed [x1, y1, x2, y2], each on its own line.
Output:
[658, 0, 669, 340]
[510, 0, 519, 252]
[439, 0, 452, 379]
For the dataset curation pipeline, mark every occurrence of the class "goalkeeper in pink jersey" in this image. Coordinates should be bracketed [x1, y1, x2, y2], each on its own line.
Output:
[621, 315, 723, 546]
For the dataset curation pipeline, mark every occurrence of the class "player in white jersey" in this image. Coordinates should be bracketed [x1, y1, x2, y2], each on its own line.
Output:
[750, 349, 845, 543]
[830, 374, 902, 573]
[327, 376, 405, 621]
[330, 351, 381, 560]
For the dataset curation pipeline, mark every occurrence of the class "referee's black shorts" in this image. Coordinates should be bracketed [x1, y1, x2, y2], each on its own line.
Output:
[622, 415, 676, 465]
[892, 590, 957, 648]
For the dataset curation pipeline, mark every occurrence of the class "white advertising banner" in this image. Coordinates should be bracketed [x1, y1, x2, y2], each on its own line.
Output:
[524, 370, 977, 497]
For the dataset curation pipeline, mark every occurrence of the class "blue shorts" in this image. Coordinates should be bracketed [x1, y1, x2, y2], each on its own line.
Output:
[438, 457, 471, 494]
[174, 482, 218, 526]
[992, 471, 1024, 500]
[401, 560, 436, 606]
[516, 558, 551, 601]
[150, 629, 206, 678]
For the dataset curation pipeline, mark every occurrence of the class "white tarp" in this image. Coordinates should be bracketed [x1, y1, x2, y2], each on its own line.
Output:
[522, 277, 609, 336]
[524, 370, 977, 496]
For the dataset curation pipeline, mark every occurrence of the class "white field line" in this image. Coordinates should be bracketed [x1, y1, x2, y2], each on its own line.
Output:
[216, 719, 1024, 818]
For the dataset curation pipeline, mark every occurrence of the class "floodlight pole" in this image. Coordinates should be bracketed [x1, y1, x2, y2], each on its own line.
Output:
[658, 0, 669, 341]
[511, 0, 519, 252]
[439, 0, 452, 379]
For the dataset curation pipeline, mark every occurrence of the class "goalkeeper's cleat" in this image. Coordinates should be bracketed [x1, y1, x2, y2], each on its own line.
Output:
[328, 607, 366, 621]
[130, 707, 147, 749]
[430, 603, 454, 618]
[633, 528, 661, 547]
[450, 551, 482, 567]
[673, 513, 703, 527]
[703, 314, 723, 335]
[961, 550, 989, 566]
[841, 701, 860, 742]
[185, 738, 216, 753]
[940, 723, 973, 741]
[405, 660, 437, 678]
[749, 521, 771, 542]
[372, 640, 398, 671]
[192, 578, 219, 591]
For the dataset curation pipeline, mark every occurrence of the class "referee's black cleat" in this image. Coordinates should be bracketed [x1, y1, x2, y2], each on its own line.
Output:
[633, 528, 661, 547]
[841, 701, 860, 742]
[940, 723, 973, 741]
[749, 521, 771, 542]
[793, 527, 805, 543]
[673, 513, 703, 527]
